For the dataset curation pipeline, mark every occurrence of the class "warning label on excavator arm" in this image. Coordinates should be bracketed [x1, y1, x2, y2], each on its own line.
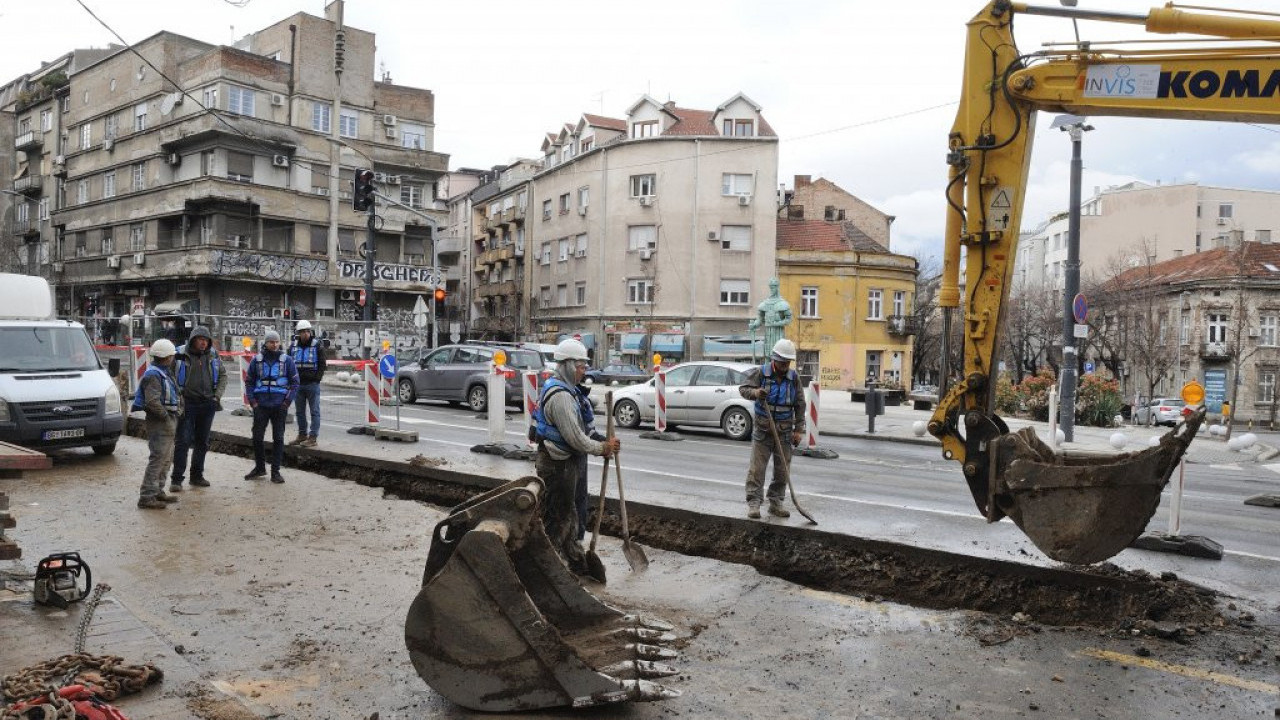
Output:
[988, 188, 1012, 231]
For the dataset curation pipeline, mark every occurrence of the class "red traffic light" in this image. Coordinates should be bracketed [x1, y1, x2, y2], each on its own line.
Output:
[433, 287, 446, 302]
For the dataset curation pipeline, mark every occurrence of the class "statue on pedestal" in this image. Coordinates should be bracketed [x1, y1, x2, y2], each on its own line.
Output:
[748, 277, 792, 360]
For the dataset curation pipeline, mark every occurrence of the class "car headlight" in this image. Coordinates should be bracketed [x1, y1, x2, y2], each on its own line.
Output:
[104, 384, 122, 415]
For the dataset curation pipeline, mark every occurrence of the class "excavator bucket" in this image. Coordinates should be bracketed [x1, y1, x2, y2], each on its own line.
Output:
[404, 477, 682, 712]
[986, 409, 1205, 564]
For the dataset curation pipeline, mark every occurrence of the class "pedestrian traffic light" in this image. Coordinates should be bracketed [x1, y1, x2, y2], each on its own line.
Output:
[353, 168, 375, 212]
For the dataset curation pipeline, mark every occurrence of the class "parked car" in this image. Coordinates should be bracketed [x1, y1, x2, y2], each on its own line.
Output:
[585, 363, 648, 386]
[395, 343, 544, 412]
[519, 342, 560, 372]
[1134, 397, 1186, 426]
[610, 361, 755, 441]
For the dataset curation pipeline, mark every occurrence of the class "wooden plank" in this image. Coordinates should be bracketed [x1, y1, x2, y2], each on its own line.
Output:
[0, 441, 51, 471]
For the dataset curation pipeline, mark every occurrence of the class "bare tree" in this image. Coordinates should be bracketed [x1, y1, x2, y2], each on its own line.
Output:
[909, 254, 961, 388]
[1002, 280, 1060, 383]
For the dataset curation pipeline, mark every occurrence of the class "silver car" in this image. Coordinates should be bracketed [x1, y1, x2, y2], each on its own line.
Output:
[395, 344, 544, 412]
[610, 361, 756, 441]
[1135, 397, 1186, 426]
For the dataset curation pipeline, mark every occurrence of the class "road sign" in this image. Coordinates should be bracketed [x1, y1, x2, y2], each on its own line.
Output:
[378, 354, 398, 379]
[450, 332, 460, 343]
[1084, 361, 1095, 373]
[1073, 323, 1089, 339]
[412, 294, 429, 329]
[1072, 293, 1088, 324]
[358, 289, 367, 307]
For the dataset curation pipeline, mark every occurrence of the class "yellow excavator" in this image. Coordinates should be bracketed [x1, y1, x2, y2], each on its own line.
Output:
[932, 0, 1280, 564]
[405, 2, 1280, 710]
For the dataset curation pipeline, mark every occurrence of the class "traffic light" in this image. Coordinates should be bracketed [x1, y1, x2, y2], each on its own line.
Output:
[353, 168, 375, 212]
[434, 287, 446, 317]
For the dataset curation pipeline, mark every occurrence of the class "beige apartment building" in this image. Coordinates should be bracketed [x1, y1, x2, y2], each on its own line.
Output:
[520, 93, 779, 363]
[468, 160, 540, 341]
[3, 2, 448, 356]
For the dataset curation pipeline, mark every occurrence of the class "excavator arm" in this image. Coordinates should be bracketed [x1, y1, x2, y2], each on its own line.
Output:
[930, 1, 1280, 563]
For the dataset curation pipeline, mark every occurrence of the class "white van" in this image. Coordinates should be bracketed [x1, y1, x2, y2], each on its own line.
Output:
[0, 274, 123, 455]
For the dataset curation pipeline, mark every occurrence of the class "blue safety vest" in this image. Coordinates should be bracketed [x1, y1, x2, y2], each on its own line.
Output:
[754, 361, 800, 422]
[131, 365, 179, 413]
[173, 350, 222, 389]
[290, 343, 319, 371]
[532, 378, 589, 454]
[250, 353, 291, 398]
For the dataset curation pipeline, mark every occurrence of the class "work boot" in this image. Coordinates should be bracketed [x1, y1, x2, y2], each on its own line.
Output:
[747, 502, 761, 519]
[768, 501, 791, 518]
[189, 476, 210, 487]
[244, 468, 267, 480]
[270, 472, 286, 484]
[300, 435, 318, 448]
[155, 492, 180, 503]
[288, 433, 307, 446]
[168, 483, 183, 493]
[137, 497, 168, 510]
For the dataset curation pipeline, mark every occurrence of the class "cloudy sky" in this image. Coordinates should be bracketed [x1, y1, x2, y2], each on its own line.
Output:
[6, 0, 1280, 262]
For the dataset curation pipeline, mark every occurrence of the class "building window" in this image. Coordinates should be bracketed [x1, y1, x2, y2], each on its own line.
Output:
[129, 223, 145, 251]
[578, 186, 589, 210]
[1261, 371, 1277, 404]
[226, 151, 254, 183]
[1258, 229, 1272, 244]
[401, 122, 427, 150]
[101, 229, 113, 255]
[561, 143, 574, 162]
[76, 180, 89, 205]
[312, 102, 330, 132]
[202, 85, 218, 109]
[102, 172, 116, 199]
[893, 290, 906, 317]
[517, 191, 527, 210]
[1218, 203, 1233, 219]
[628, 225, 657, 251]
[631, 120, 657, 139]
[40, 109, 52, 132]
[557, 284, 568, 307]
[580, 137, 594, 153]
[720, 225, 751, 251]
[801, 287, 818, 318]
[400, 183, 423, 209]
[133, 102, 148, 132]
[131, 162, 146, 191]
[540, 242, 551, 265]
[627, 279, 654, 304]
[104, 114, 118, 140]
[722, 118, 754, 136]
[542, 199, 552, 220]
[1261, 315, 1278, 347]
[228, 85, 255, 116]
[15, 203, 28, 223]
[80, 123, 91, 150]
[558, 239, 570, 262]
[721, 173, 753, 196]
[1180, 311, 1190, 345]
[868, 289, 883, 320]
[37, 198, 48, 221]
[339, 109, 358, 138]
[719, 279, 750, 306]
[575, 233, 588, 258]
[630, 174, 656, 198]
[1207, 313, 1228, 343]
[575, 282, 587, 306]
[824, 205, 846, 222]
[559, 193, 570, 214]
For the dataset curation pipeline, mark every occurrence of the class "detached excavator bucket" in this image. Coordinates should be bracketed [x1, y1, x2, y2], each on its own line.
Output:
[405, 478, 682, 712]
[988, 409, 1205, 564]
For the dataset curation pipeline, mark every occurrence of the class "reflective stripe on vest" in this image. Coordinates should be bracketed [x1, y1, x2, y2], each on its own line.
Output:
[251, 354, 290, 397]
[753, 362, 799, 421]
[290, 343, 319, 371]
[130, 365, 179, 412]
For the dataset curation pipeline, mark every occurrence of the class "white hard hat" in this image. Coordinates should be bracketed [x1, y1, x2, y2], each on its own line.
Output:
[553, 338, 589, 362]
[771, 338, 797, 361]
[149, 338, 177, 359]
[295, 320, 312, 332]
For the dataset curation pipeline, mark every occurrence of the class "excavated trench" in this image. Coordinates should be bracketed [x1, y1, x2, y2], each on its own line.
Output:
[191, 427, 1222, 630]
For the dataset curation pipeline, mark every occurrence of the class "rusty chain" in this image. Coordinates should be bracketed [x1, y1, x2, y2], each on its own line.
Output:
[0, 691, 76, 720]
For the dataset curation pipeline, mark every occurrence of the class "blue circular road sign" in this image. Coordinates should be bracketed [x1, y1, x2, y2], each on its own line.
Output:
[1072, 293, 1088, 324]
[378, 354, 398, 379]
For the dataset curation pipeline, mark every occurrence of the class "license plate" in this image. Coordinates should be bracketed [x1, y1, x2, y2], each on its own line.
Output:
[42, 428, 85, 440]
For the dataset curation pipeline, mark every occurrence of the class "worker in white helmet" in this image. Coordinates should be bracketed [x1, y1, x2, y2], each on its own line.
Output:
[738, 338, 805, 519]
[132, 339, 183, 509]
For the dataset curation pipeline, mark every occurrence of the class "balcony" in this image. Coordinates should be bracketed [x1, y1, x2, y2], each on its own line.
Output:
[477, 280, 518, 298]
[1200, 341, 1233, 360]
[887, 314, 921, 336]
[13, 174, 43, 195]
[14, 131, 41, 151]
[496, 246, 516, 262]
[485, 214, 503, 232]
[9, 217, 39, 238]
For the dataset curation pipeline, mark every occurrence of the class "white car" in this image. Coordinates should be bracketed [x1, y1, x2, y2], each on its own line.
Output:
[609, 361, 756, 441]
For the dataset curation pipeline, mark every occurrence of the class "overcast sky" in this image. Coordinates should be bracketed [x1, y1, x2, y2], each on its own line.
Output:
[6, 0, 1280, 263]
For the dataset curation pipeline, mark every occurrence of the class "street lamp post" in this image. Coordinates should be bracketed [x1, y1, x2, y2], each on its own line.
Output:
[1052, 114, 1093, 443]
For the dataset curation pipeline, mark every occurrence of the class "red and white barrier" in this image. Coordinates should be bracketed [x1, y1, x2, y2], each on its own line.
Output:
[130, 345, 148, 394]
[522, 371, 539, 448]
[805, 381, 821, 449]
[238, 354, 252, 410]
[654, 370, 668, 433]
[364, 363, 381, 427]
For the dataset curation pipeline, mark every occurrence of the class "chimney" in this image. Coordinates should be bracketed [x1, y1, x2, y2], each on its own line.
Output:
[795, 175, 811, 188]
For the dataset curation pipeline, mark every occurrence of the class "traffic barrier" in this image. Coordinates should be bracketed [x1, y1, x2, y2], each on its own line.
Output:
[654, 370, 668, 432]
[131, 345, 148, 395]
[365, 363, 381, 427]
[522, 371, 539, 449]
[798, 381, 839, 459]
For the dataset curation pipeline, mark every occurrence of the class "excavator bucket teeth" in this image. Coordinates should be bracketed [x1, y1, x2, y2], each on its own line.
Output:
[405, 477, 683, 712]
[991, 409, 1204, 564]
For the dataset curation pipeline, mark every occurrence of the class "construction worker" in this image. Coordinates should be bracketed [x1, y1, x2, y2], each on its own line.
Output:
[739, 338, 805, 519]
[133, 339, 182, 509]
[287, 319, 326, 448]
[244, 330, 299, 483]
[532, 338, 619, 574]
[170, 326, 226, 491]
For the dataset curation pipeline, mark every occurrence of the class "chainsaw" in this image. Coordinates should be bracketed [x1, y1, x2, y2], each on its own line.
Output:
[34, 552, 92, 608]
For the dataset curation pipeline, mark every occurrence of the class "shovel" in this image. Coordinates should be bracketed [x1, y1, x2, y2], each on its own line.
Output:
[764, 408, 818, 525]
[612, 414, 649, 571]
[584, 392, 611, 584]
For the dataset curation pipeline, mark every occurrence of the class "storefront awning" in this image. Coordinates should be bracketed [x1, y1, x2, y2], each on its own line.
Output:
[651, 333, 685, 354]
[154, 299, 200, 316]
[621, 332, 646, 353]
[703, 335, 762, 358]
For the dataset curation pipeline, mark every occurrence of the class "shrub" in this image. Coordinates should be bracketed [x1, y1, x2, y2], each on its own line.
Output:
[1017, 368, 1057, 421]
[1076, 373, 1123, 427]
[995, 372, 1018, 415]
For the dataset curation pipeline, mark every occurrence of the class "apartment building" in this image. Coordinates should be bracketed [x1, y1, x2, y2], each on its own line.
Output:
[520, 93, 778, 364]
[468, 160, 540, 341]
[3, 3, 448, 353]
[781, 174, 893, 251]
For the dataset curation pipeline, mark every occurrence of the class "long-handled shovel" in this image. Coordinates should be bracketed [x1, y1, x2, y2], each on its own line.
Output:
[584, 391, 612, 584]
[612, 416, 649, 571]
[764, 409, 818, 525]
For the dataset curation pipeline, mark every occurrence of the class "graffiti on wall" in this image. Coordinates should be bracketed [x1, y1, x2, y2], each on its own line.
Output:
[211, 250, 329, 284]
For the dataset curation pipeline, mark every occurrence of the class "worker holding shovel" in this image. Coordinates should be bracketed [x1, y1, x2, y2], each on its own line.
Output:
[739, 338, 806, 520]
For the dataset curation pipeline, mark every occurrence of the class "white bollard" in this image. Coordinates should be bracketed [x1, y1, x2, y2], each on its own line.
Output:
[654, 370, 668, 433]
[522, 371, 539, 448]
[912, 420, 928, 437]
[1048, 387, 1059, 449]
[487, 371, 505, 444]
[805, 381, 821, 449]
[1109, 432, 1128, 449]
[1147, 435, 1161, 447]
[1168, 460, 1185, 535]
[364, 363, 381, 427]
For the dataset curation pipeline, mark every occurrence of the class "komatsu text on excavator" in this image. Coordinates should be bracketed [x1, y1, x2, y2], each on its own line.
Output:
[931, 0, 1280, 564]
[403, 2, 1280, 712]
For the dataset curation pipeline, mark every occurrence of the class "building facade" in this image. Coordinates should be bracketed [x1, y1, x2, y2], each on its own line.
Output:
[4, 3, 448, 355]
[468, 161, 539, 341]
[781, 174, 893, 251]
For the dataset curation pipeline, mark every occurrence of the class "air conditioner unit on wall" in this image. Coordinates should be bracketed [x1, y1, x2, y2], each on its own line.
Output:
[271, 93, 285, 107]
[577, 206, 587, 216]
[106, 255, 121, 269]
[639, 248, 652, 260]
[384, 127, 396, 139]
[385, 175, 401, 185]
[340, 289, 358, 301]
[272, 154, 289, 168]
[382, 114, 397, 126]
[133, 252, 145, 266]
[738, 194, 752, 206]
[707, 231, 719, 241]
[1216, 218, 1229, 226]
[167, 152, 181, 166]
[1248, 329, 1261, 338]
[638, 196, 654, 207]
[103, 138, 114, 151]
